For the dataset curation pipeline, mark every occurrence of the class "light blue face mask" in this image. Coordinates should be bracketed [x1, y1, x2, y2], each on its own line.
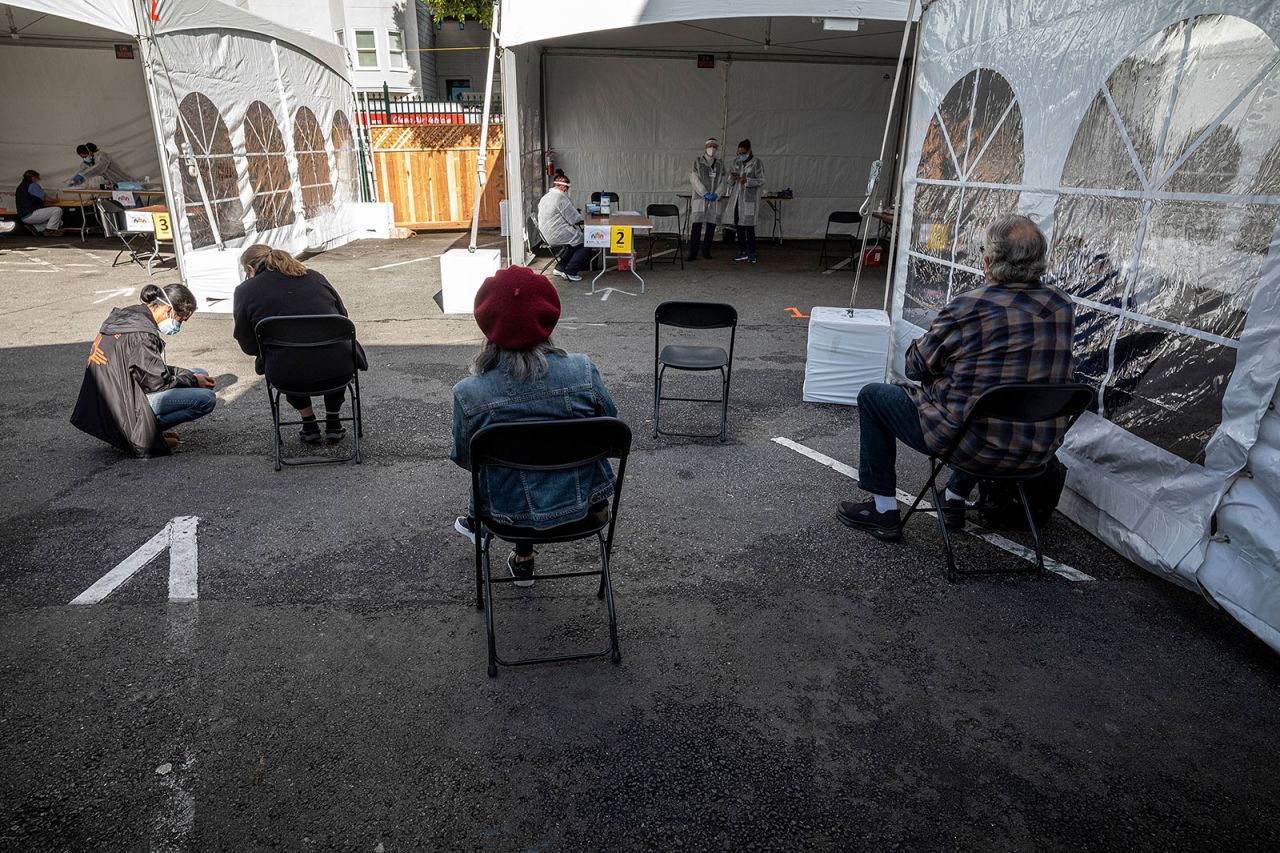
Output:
[737, 154, 749, 162]
[156, 293, 183, 335]
[82, 157, 94, 165]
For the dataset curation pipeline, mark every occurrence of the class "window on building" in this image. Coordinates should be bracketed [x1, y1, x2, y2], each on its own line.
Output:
[446, 78, 471, 102]
[388, 29, 406, 69]
[355, 30, 378, 69]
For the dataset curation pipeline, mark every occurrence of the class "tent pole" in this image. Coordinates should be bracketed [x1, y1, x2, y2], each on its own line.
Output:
[501, 45, 526, 265]
[130, 0, 189, 284]
[850, 0, 917, 309]
[468, 1, 501, 253]
[884, 40, 921, 317]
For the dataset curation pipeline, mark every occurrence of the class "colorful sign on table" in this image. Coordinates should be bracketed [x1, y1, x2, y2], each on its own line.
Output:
[609, 226, 632, 255]
[584, 224, 609, 248]
[125, 210, 155, 232]
[112, 190, 137, 207]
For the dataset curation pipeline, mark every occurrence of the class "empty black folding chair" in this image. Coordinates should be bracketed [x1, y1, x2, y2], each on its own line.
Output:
[469, 417, 632, 677]
[644, 203, 684, 269]
[653, 301, 737, 442]
[96, 198, 149, 269]
[819, 211, 865, 270]
[899, 382, 1095, 581]
[590, 191, 621, 207]
[254, 315, 367, 471]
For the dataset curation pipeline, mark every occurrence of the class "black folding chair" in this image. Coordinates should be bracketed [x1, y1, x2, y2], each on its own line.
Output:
[653, 301, 737, 442]
[95, 198, 150, 269]
[469, 417, 632, 677]
[254, 315, 366, 472]
[899, 382, 1095, 581]
[819, 211, 865, 270]
[590, 191, 620, 207]
[644, 203, 684, 269]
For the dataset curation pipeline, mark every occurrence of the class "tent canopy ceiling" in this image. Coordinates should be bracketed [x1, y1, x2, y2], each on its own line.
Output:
[0, 0, 350, 77]
[500, 0, 919, 47]
[536, 15, 914, 62]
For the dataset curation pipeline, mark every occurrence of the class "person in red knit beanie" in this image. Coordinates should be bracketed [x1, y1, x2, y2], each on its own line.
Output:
[450, 266, 618, 587]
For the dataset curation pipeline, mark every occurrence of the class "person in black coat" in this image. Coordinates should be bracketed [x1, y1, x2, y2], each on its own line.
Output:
[71, 283, 216, 456]
[232, 244, 364, 443]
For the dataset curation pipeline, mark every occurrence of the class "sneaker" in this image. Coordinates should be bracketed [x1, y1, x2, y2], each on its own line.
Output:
[748, 255, 758, 264]
[454, 515, 477, 544]
[46, 229, 64, 238]
[507, 551, 535, 588]
[837, 500, 902, 542]
[552, 268, 583, 282]
[163, 431, 180, 450]
[299, 421, 323, 444]
[701, 251, 712, 260]
[733, 253, 750, 262]
[685, 254, 698, 262]
[940, 498, 967, 531]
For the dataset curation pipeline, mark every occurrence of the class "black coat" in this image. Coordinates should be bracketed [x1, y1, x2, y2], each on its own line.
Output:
[232, 267, 366, 374]
[70, 304, 197, 457]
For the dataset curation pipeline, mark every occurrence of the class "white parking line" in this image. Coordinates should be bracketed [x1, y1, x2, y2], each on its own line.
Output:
[772, 437, 1094, 581]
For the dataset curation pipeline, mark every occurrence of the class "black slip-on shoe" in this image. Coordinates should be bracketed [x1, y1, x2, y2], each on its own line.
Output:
[507, 551, 535, 588]
[941, 498, 967, 530]
[837, 500, 903, 542]
[299, 424, 323, 444]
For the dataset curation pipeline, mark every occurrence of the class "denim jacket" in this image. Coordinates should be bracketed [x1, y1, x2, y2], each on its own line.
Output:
[451, 352, 618, 528]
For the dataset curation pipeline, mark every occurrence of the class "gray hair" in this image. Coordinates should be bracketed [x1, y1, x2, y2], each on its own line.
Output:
[983, 214, 1048, 284]
[471, 338, 568, 382]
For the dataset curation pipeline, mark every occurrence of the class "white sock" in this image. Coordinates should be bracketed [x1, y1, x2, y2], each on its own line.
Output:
[872, 494, 898, 513]
[944, 488, 966, 503]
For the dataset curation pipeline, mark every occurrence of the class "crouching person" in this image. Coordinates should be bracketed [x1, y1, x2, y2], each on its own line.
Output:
[451, 266, 618, 587]
[71, 283, 216, 455]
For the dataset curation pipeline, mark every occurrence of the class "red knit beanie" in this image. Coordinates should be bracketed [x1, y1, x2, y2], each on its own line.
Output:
[473, 265, 561, 350]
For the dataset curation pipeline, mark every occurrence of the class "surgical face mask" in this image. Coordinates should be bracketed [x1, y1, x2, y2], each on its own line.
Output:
[158, 316, 182, 336]
[705, 147, 717, 158]
[737, 154, 749, 162]
[82, 157, 94, 165]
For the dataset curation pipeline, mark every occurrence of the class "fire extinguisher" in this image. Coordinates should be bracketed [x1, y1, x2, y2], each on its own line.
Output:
[545, 149, 556, 178]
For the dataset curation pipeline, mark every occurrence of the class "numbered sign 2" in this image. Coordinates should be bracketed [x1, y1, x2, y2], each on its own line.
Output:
[610, 226, 632, 255]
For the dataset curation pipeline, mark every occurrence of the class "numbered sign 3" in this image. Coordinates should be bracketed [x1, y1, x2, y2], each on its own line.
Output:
[610, 226, 632, 255]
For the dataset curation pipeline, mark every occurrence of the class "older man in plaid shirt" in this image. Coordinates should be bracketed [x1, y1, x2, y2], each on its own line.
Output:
[839, 214, 1076, 540]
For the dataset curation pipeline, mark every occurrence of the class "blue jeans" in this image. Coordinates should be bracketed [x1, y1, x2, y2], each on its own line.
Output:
[148, 368, 216, 429]
[857, 382, 975, 498]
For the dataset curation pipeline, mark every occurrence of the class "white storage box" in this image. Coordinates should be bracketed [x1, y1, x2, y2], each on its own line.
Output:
[440, 248, 502, 314]
[802, 307, 890, 405]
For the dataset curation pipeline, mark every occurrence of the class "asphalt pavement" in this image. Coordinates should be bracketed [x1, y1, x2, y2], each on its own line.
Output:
[1, 231, 1277, 851]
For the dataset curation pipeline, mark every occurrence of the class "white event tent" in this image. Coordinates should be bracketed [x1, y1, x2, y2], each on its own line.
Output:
[0, 0, 377, 307]
[497, 1, 922, 261]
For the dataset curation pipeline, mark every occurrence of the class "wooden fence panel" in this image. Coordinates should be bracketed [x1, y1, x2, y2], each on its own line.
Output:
[370, 125, 506, 230]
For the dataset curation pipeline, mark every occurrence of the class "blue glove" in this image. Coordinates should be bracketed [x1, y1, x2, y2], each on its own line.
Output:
[704, 192, 718, 201]
[69, 174, 84, 186]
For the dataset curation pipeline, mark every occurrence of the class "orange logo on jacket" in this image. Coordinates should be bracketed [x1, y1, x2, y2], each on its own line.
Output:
[88, 335, 108, 367]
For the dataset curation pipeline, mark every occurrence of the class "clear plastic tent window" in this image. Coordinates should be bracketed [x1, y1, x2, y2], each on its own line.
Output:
[905, 68, 1024, 331]
[243, 100, 297, 233]
[331, 111, 359, 207]
[292, 106, 336, 219]
[175, 92, 248, 249]
[1049, 14, 1280, 464]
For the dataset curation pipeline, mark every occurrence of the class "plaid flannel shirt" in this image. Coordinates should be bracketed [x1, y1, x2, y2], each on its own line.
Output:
[903, 279, 1076, 473]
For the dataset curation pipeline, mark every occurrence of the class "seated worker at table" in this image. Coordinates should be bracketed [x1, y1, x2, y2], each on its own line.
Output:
[688, 137, 726, 261]
[724, 138, 765, 264]
[232, 244, 365, 444]
[67, 142, 133, 187]
[537, 173, 591, 283]
[71, 283, 216, 456]
[450, 266, 618, 587]
[837, 214, 1076, 540]
[15, 170, 63, 237]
